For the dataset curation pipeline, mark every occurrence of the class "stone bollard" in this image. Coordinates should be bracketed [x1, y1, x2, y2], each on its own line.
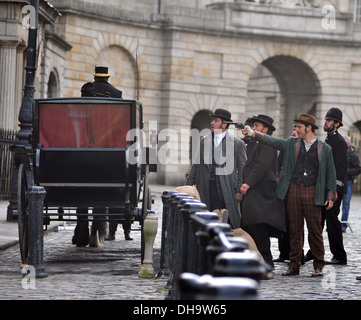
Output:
[138, 211, 158, 278]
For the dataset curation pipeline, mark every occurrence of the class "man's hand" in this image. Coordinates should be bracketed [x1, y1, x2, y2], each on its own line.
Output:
[324, 200, 334, 210]
[236, 192, 243, 202]
[240, 183, 250, 195]
[242, 125, 255, 138]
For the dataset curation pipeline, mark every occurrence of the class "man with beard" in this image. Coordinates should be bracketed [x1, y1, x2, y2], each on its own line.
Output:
[321, 107, 348, 265]
[244, 113, 337, 277]
[185, 108, 247, 229]
[304, 107, 347, 264]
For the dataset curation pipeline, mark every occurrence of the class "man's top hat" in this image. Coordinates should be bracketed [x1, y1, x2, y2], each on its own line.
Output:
[210, 108, 232, 122]
[94, 66, 110, 77]
[294, 113, 318, 129]
[325, 107, 343, 126]
[249, 114, 276, 132]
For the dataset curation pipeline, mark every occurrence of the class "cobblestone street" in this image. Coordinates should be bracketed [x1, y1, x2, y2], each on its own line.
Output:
[259, 194, 361, 300]
[0, 188, 361, 300]
[0, 188, 168, 300]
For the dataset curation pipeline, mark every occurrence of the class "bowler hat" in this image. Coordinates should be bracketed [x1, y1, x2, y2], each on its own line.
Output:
[325, 107, 343, 126]
[244, 117, 255, 127]
[94, 66, 110, 77]
[210, 109, 232, 122]
[250, 114, 276, 132]
[294, 113, 318, 129]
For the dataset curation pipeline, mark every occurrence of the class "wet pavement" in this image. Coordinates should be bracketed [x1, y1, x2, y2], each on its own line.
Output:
[0, 186, 361, 301]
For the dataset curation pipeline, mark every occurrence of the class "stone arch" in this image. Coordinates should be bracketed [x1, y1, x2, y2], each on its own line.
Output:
[246, 54, 321, 138]
[95, 45, 137, 99]
[185, 93, 226, 126]
[191, 109, 212, 132]
[93, 32, 140, 62]
[47, 70, 60, 98]
[342, 106, 361, 133]
[189, 109, 212, 161]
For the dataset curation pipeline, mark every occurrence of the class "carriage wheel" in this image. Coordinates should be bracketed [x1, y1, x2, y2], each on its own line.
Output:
[17, 163, 29, 265]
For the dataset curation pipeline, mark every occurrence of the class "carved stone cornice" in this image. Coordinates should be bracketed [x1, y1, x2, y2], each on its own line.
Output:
[235, 0, 332, 9]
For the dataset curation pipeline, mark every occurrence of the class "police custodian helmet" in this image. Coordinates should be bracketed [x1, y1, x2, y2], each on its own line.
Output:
[325, 107, 343, 126]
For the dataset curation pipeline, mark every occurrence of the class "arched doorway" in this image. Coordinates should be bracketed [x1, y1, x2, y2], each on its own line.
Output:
[246, 55, 321, 138]
[95, 45, 136, 99]
[47, 71, 59, 98]
[190, 109, 211, 160]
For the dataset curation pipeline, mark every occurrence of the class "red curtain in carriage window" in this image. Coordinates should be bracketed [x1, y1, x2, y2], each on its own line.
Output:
[39, 104, 130, 148]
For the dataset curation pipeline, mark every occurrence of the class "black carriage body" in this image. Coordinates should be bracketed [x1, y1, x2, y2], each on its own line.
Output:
[32, 97, 143, 209]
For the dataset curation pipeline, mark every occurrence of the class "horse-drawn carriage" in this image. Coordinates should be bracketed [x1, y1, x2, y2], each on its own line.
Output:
[12, 97, 156, 276]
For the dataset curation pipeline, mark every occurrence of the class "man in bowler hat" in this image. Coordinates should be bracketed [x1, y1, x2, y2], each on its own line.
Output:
[185, 108, 247, 229]
[244, 113, 337, 277]
[240, 114, 286, 271]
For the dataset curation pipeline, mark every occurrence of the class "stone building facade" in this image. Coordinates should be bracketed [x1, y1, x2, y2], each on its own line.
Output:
[2, 0, 361, 186]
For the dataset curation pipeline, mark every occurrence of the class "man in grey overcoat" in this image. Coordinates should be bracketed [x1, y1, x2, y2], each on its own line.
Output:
[185, 108, 247, 229]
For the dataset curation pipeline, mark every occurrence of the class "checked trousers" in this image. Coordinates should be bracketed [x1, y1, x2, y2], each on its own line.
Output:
[287, 182, 325, 270]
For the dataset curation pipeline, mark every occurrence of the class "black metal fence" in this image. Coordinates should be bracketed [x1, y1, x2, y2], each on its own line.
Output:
[0, 129, 16, 199]
[159, 190, 270, 300]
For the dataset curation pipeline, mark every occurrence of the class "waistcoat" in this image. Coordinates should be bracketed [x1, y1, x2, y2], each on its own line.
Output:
[292, 140, 319, 186]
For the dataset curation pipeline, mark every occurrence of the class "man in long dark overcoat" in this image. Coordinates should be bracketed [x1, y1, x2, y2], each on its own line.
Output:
[240, 115, 286, 270]
[185, 108, 247, 229]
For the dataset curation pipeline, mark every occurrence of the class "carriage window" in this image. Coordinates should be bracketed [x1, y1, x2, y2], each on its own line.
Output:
[39, 103, 130, 148]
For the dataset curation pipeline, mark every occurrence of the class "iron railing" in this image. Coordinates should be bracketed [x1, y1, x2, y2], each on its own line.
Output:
[0, 129, 16, 199]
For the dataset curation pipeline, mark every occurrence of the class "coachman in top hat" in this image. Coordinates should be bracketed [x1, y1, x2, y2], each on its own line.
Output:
[73, 66, 131, 247]
[81, 66, 122, 98]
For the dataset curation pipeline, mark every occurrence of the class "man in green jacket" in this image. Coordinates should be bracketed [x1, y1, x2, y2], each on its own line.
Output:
[244, 113, 337, 277]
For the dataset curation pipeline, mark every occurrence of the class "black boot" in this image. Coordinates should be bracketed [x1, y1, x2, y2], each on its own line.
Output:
[105, 221, 118, 241]
[123, 221, 133, 240]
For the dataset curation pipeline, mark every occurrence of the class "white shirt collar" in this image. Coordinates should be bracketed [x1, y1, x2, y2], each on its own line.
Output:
[303, 138, 317, 152]
[214, 131, 226, 147]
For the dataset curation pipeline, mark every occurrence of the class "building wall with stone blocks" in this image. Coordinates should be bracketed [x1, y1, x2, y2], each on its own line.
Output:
[47, 0, 361, 184]
[0, 0, 71, 130]
[3, 0, 361, 186]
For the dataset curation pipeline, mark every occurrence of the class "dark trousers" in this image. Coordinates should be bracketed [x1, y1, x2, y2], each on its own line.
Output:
[209, 179, 225, 211]
[277, 199, 291, 260]
[108, 207, 131, 234]
[321, 194, 347, 262]
[287, 182, 325, 270]
[247, 223, 274, 269]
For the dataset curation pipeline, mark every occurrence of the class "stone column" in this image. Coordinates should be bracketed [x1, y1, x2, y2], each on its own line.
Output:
[14, 43, 26, 129]
[0, 41, 18, 130]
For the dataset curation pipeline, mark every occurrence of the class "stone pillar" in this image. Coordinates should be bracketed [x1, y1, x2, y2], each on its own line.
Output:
[14, 43, 26, 129]
[0, 41, 18, 130]
[138, 211, 158, 278]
